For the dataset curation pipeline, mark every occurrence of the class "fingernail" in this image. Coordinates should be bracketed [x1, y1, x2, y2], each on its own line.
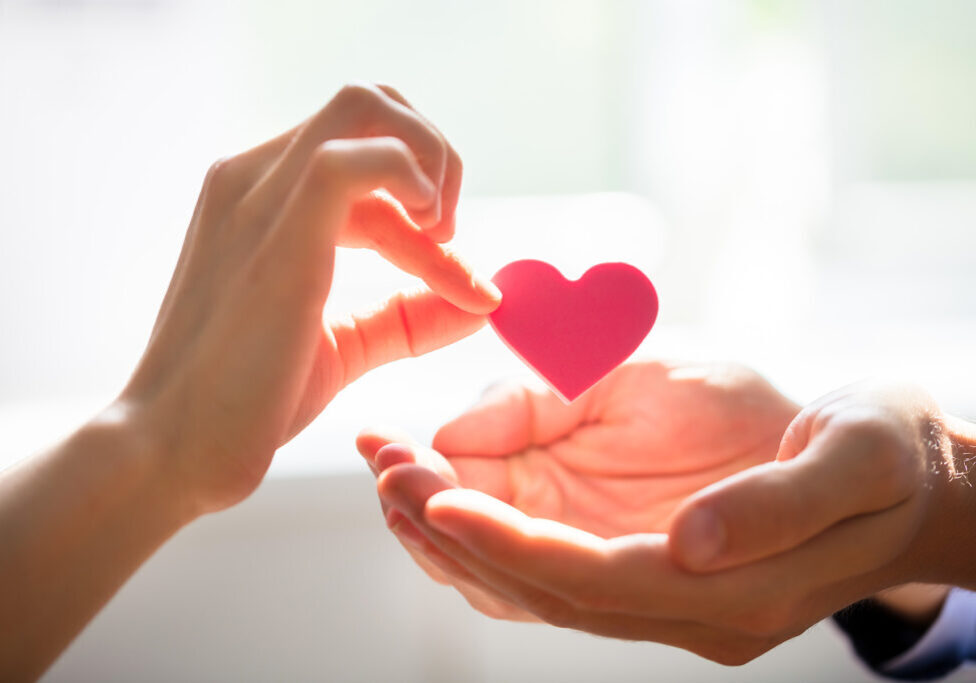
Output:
[677, 508, 725, 569]
[377, 466, 451, 517]
[473, 272, 503, 303]
[424, 513, 457, 538]
[375, 444, 414, 472]
[424, 501, 465, 540]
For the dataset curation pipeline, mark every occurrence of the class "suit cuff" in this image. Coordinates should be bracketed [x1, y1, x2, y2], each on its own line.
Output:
[880, 588, 976, 680]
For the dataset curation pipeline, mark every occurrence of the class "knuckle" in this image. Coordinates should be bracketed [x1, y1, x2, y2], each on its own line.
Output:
[840, 420, 914, 492]
[375, 135, 411, 157]
[458, 591, 501, 619]
[701, 645, 751, 667]
[525, 595, 578, 629]
[309, 141, 347, 182]
[203, 155, 236, 192]
[825, 404, 897, 450]
[725, 361, 761, 385]
[564, 586, 620, 613]
[373, 82, 401, 99]
[332, 81, 380, 110]
[388, 290, 418, 357]
[702, 639, 771, 667]
[847, 418, 896, 449]
[867, 443, 916, 501]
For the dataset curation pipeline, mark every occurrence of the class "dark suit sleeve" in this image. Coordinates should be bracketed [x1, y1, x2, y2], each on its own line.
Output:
[833, 589, 976, 680]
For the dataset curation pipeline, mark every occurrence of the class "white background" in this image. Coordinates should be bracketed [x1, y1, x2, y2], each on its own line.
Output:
[3, 1, 976, 680]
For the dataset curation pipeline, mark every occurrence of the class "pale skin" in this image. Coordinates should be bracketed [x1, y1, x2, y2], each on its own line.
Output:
[361, 362, 976, 665]
[0, 82, 501, 681]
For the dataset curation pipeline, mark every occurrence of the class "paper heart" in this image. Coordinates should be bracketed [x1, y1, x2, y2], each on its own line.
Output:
[489, 259, 658, 403]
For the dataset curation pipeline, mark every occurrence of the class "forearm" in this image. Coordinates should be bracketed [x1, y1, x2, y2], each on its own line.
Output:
[0, 404, 192, 680]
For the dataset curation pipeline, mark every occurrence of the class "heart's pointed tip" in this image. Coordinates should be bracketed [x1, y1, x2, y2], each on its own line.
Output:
[487, 258, 659, 397]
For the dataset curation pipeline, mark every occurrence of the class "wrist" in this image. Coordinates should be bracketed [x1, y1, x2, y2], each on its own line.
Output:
[82, 400, 200, 529]
[911, 413, 976, 589]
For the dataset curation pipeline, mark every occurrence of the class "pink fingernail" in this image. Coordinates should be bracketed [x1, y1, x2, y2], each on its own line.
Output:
[677, 508, 725, 569]
[424, 508, 462, 539]
[375, 444, 414, 472]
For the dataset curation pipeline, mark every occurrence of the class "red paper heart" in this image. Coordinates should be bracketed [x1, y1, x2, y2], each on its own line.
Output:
[489, 260, 659, 402]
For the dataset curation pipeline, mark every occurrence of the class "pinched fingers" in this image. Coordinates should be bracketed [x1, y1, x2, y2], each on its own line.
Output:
[243, 83, 449, 232]
[256, 136, 441, 302]
[346, 193, 500, 314]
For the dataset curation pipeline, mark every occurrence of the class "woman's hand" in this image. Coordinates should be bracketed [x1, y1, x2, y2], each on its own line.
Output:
[357, 361, 799, 626]
[361, 376, 976, 664]
[122, 82, 500, 515]
[0, 83, 501, 679]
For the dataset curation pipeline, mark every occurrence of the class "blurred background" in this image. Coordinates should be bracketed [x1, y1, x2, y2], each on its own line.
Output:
[1, 0, 975, 680]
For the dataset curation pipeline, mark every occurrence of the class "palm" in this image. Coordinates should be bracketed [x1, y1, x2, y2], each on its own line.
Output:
[434, 362, 799, 538]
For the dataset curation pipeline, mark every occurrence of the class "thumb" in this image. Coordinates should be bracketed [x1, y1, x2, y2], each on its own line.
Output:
[285, 289, 485, 439]
[669, 423, 915, 572]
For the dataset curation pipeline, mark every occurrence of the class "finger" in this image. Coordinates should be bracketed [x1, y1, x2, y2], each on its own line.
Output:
[346, 193, 500, 314]
[243, 83, 447, 229]
[247, 141, 446, 419]
[360, 429, 512, 503]
[329, 287, 486, 391]
[232, 121, 304, 191]
[379, 467, 770, 660]
[669, 425, 915, 573]
[432, 381, 592, 458]
[393, 509, 530, 625]
[451, 581, 541, 623]
[390, 509, 538, 622]
[356, 426, 419, 475]
[423, 489, 694, 617]
[386, 509, 451, 585]
[378, 464, 496, 589]
[375, 84, 462, 242]
[382, 475, 535, 620]
[285, 290, 485, 440]
[384, 473, 701, 621]
[260, 137, 439, 295]
[376, 443, 460, 484]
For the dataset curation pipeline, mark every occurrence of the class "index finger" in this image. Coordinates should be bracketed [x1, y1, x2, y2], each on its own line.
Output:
[349, 192, 500, 314]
